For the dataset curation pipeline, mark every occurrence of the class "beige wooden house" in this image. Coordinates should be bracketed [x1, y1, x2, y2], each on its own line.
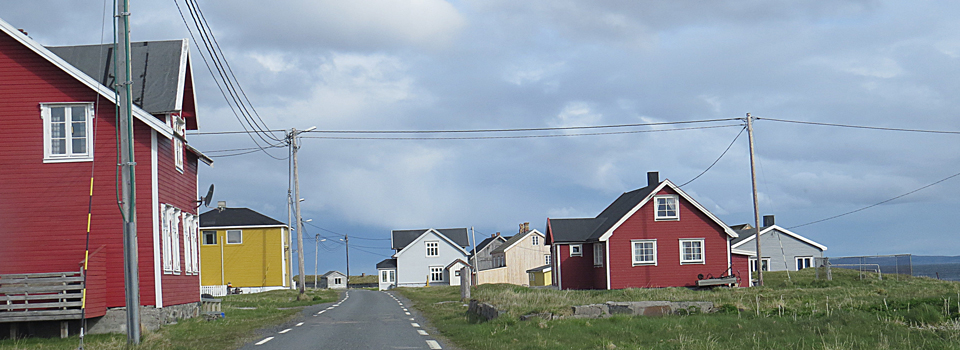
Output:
[476, 223, 551, 286]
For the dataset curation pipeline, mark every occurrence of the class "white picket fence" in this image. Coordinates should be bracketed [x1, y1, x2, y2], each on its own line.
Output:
[200, 285, 228, 297]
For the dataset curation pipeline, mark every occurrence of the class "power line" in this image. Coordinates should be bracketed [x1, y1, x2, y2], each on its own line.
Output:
[787, 169, 960, 229]
[759, 117, 960, 135]
[678, 126, 747, 187]
[301, 124, 743, 140]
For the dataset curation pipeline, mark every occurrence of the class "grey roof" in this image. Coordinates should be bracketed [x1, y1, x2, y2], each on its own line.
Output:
[526, 265, 551, 273]
[376, 258, 397, 269]
[200, 208, 286, 227]
[47, 40, 186, 115]
[547, 184, 658, 243]
[321, 271, 345, 277]
[473, 235, 509, 254]
[391, 228, 470, 250]
[491, 230, 540, 255]
[731, 227, 768, 246]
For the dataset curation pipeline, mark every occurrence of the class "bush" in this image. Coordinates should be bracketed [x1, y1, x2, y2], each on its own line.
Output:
[904, 303, 943, 325]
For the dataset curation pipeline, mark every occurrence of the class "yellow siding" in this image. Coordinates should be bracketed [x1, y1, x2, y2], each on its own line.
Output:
[528, 270, 552, 286]
[200, 227, 289, 288]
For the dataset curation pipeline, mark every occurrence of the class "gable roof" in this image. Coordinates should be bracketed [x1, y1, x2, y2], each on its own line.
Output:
[47, 40, 192, 119]
[199, 208, 286, 228]
[472, 235, 509, 255]
[731, 225, 827, 251]
[0, 17, 174, 139]
[491, 229, 545, 255]
[445, 258, 472, 270]
[547, 178, 737, 244]
[392, 228, 470, 258]
[391, 228, 469, 250]
[321, 271, 345, 278]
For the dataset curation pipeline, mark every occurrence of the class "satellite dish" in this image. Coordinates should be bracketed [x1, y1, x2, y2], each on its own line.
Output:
[197, 184, 214, 208]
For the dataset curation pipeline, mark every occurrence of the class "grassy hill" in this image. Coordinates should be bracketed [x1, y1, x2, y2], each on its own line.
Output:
[399, 268, 960, 349]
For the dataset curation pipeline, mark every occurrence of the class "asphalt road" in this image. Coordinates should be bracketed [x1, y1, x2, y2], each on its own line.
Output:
[240, 289, 449, 350]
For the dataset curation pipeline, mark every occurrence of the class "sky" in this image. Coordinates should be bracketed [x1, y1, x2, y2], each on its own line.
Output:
[4, 0, 960, 275]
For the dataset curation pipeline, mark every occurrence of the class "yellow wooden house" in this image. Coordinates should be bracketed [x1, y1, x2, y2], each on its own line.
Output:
[199, 203, 291, 295]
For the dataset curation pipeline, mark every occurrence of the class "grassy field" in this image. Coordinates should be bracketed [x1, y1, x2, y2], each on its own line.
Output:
[0, 289, 338, 350]
[398, 269, 960, 349]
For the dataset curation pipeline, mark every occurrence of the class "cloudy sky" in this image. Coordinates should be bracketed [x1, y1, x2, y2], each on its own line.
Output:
[5, 0, 960, 274]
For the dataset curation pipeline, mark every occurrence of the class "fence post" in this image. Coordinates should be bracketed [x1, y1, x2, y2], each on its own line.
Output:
[460, 267, 472, 302]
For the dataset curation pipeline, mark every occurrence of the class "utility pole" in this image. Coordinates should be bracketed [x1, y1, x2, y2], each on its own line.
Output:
[288, 127, 315, 298]
[746, 113, 763, 287]
[470, 227, 478, 286]
[314, 234, 319, 290]
[117, 0, 141, 344]
[344, 234, 350, 288]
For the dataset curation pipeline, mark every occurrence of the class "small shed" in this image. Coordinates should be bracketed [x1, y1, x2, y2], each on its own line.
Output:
[526, 265, 552, 286]
[320, 271, 347, 289]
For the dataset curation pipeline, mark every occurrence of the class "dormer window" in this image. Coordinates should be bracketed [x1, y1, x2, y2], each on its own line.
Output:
[42, 103, 94, 162]
[654, 195, 679, 220]
[170, 114, 186, 172]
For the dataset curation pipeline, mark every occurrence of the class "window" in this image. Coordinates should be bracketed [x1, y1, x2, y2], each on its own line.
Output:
[334, 277, 342, 285]
[593, 243, 604, 267]
[181, 213, 200, 275]
[750, 258, 770, 272]
[389, 270, 395, 283]
[226, 230, 242, 244]
[632, 240, 657, 265]
[426, 241, 439, 257]
[42, 103, 94, 162]
[529, 273, 536, 283]
[160, 205, 182, 274]
[380, 270, 395, 283]
[494, 256, 505, 268]
[532, 236, 539, 245]
[654, 195, 679, 220]
[203, 231, 217, 245]
[170, 114, 186, 171]
[796, 257, 813, 270]
[679, 239, 704, 264]
[570, 244, 582, 257]
[455, 270, 461, 277]
[430, 267, 444, 282]
[545, 254, 551, 265]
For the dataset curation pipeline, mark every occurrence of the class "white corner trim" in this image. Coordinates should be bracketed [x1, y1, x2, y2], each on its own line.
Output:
[730, 225, 827, 251]
[597, 180, 738, 242]
[174, 39, 188, 111]
[605, 241, 611, 290]
[151, 131, 163, 308]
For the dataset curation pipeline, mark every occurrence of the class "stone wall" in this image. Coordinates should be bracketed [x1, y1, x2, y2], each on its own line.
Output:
[573, 301, 715, 318]
[87, 302, 199, 334]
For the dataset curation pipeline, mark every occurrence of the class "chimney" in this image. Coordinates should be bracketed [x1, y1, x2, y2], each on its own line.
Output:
[524, 222, 530, 233]
[217, 201, 227, 211]
[763, 215, 775, 227]
[647, 171, 659, 187]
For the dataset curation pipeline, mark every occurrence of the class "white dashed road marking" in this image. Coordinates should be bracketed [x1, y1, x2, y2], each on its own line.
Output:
[405, 312, 411, 315]
[295, 322, 304, 327]
[411, 323, 420, 328]
[279, 329, 291, 334]
[417, 330, 428, 336]
[426, 340, 442, 349]
[255, 337, 274, 345]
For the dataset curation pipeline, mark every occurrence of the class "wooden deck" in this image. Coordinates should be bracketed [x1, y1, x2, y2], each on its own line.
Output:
[0, 270, 85, 323]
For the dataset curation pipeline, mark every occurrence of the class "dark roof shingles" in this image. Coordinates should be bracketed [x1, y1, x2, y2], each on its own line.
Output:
[391, 228, 470, 250]
[199, 208, 285, 227]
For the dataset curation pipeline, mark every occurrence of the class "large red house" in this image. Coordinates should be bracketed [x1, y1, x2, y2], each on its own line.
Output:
[0, 17, 211, 323]
[546, 172, 750, 289]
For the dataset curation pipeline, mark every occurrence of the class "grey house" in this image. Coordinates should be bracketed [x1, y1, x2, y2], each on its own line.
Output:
[731, 215, 827, 273]
[320, 271, 347, 289]
[378, 228, 471, 289]
[471, 233, 509, 270]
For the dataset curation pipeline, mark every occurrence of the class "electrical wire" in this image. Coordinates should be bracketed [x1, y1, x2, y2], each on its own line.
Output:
[787, 169, 960, 229]
[301, 124, 743, 140]
[678, 125, 746, 187]
[758, 117, 960, 135]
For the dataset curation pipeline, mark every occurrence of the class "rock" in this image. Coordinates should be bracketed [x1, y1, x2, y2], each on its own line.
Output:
[572, 304, 609, 318]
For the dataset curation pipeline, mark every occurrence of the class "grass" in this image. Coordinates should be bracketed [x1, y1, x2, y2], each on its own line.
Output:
[0, 289, 338, 350]
[398, 269, 960, 349]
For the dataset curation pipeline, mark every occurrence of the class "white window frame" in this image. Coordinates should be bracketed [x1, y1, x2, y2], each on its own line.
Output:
[226, 230, 243, 244]
[679, 239, 704, 265]
[170, 114, 186, 172]
[425, 241, 439, 257]
[545, 254, 551, 265]
[569, 244, 582, 257]
[380, 270, 391, 283]
[654, 195, 680, 221]
[389, 270, 395, 283]
[183, 213, 200, 275]
[593, 243, 604, 267]
[41, 103, 94, 163]
[532, 236, 539, 246]
[631, 239, 657, 266]
[171, 209, 182, 274]
[161, 206, 173, 273]
[429, 266, 444, 282]
[334, 277, 342, 285]
[796, 256, 813, 270]
[749, 258, 771, 272]
[202, 230, 217, 245]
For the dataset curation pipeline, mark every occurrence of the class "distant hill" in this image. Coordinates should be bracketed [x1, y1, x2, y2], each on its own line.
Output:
[911, 255, 960, 265]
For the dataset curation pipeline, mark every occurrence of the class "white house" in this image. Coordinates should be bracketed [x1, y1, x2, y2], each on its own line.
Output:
[320, 270, 347, 289]
[375, 228, 471, 290]
[731, 215, 828, 273]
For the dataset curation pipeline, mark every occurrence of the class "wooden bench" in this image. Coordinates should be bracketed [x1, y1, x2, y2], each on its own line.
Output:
[0, 270, 85, 338]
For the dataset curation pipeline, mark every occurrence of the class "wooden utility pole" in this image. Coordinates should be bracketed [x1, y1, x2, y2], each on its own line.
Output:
[289, 127, 314, 298]
[344, 234, 350, 288]
[117, 0, 141, 344]
[746, 113, 763, 286]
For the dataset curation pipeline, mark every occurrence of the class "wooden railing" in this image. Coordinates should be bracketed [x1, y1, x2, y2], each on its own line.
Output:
[0, 270, 85, 323]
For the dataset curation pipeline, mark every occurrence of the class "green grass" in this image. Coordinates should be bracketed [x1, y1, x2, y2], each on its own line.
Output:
[0, 289, 338, 350]
[398, 269, 960, 349]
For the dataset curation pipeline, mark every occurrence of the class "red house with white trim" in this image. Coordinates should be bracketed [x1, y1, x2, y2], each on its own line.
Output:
[546, 172, 750, 289]
[0, 16, 210, 328]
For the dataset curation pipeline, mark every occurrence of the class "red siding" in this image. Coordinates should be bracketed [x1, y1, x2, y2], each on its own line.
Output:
[556, 244, 602, 290]
[156, 132, 201, 306]
[84, 245, 108, 318]
[0, 32, 200, 309]
[607, 187, 732, 289]
[731, 254, 750, 287]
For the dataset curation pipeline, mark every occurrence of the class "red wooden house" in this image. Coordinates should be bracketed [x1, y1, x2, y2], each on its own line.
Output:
[0, 17, 211, 328]
[546, 172, 750, 289]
